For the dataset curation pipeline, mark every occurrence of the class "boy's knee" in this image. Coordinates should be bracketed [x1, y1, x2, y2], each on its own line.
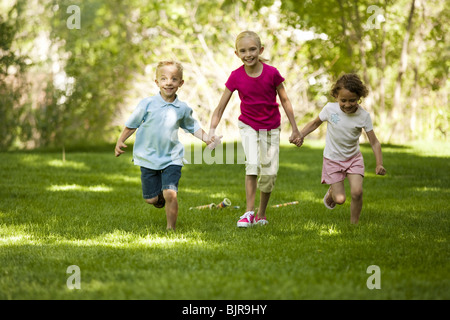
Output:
[163, 189, 177, 202]
[145, 196, 158, 205]
[258, 175, 277, 193]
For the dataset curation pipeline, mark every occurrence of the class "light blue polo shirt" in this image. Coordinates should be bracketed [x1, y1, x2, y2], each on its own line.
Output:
[125, 92, 201, 170]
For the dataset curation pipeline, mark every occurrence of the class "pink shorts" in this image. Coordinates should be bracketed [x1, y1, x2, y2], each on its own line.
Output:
[321, 152, 365, 185]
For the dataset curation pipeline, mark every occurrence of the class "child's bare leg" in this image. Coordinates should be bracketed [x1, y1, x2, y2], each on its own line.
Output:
[145, 195, 159, 205]
[245, 175, 257, 212]
[348, 174, 363, 224]
[257, 191, 271, 218]
[329, 181, 346, 206]
[163, 189, 178, 230]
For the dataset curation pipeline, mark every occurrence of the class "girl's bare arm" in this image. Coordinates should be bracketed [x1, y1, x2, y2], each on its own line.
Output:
[366, 130, 386, 175]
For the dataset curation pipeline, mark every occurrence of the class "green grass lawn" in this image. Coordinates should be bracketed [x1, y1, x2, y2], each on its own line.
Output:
[0, 140, 449, 300]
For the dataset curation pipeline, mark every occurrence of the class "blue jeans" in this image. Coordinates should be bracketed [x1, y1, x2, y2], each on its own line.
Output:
[140, 165, 182, 199]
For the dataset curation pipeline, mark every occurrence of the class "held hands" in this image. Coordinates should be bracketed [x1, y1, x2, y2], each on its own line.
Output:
[207, 135, 223, 150]
[289, 130, 304, 147]
[206, 129, 223, 150]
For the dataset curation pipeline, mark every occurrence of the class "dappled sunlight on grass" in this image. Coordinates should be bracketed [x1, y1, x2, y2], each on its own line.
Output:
[77, 230, 211, 248]
[297, 190, 322, 204]
[0, 225, 213, 249]
[18, 154, 88, 171]
[413, 186, 449, 193]
[47, 159, 90, 170]
[319, 225, 341, 236]
[103, 174, 140, 184]
[182, 188, 236, 202]
[209, 191, 230, 199]
[302, 220, 341, 237]
[47, 184, 113, 192]
[0, 234, 37, 245]
[183, 187, 203, 194]
[402, 141, 450, 157]
[0, 224, 39, 245]
[60, 232, 207, 248]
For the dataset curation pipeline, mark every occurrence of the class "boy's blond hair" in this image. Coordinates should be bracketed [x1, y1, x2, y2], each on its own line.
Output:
[156, 60, 183, 79]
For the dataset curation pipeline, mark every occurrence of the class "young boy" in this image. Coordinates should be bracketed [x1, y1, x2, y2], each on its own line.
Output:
[115, 61, 217, 230]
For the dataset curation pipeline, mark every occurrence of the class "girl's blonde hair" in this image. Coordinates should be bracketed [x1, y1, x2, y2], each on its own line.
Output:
[156, 60, 183, 79]
[235, 31, 269, 62]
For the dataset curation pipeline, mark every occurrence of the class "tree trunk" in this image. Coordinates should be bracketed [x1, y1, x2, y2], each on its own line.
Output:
[353, 0, 369, 87]
[379, 0, 388, 115]
[391, 0, 415, 141]
[337, 0, 353, 58]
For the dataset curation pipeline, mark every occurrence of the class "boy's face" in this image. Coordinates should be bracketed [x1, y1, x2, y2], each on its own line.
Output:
[235, 37, 264, 68]
[337, 88, 359, 114]
[155, 65, 184, 102]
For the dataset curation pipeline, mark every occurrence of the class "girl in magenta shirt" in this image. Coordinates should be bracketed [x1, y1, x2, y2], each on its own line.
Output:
[209, 31, 302, 228]
[226, 62, 284, 131]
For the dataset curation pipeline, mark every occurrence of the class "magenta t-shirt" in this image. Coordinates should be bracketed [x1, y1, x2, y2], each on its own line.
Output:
[225, 63, 285, 130]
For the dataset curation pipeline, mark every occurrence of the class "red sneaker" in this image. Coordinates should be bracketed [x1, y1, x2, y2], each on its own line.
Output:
[237, 211, 254, 228]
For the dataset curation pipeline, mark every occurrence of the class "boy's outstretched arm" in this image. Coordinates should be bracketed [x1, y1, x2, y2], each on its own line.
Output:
[276, 84, 302, 146]
[115, 127, 136, 157]
[366, 130, 386, 175]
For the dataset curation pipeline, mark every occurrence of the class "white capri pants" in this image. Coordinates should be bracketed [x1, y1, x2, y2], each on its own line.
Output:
[238, 121, 280, 193]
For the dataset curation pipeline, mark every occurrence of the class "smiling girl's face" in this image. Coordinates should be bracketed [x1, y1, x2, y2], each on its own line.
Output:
[235, 36, 264, 68]
[337, 88, 359, 114]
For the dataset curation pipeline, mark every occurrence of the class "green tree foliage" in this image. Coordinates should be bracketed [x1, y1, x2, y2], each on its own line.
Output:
[281, 0, 449, 141]
[0, 2, 31, 150]
[0, 0, 448, 149]
[47, 0, 150, 147]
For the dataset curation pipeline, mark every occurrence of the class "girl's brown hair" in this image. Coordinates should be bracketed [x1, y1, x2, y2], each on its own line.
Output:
[331, 73, 368, 98]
